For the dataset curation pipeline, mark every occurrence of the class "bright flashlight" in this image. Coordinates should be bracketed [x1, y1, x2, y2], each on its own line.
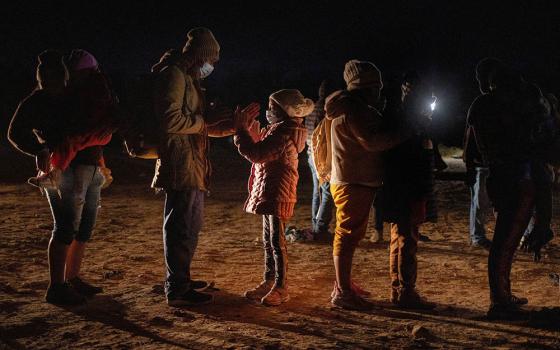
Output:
[430, 95, 437, 111]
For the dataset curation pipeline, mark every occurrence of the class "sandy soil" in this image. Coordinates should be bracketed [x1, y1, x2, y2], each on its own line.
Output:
[0, 140, 559, 350]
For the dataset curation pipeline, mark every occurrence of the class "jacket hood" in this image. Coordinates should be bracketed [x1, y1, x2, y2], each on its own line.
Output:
[325, 89, 367, 120]
[279, 118, 307, 153]
[151, 49, 184, 73]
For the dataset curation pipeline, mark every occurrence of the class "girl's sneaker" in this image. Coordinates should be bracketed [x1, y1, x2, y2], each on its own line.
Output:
[261, 286, 289, 306]
[244, 280, 273, 301]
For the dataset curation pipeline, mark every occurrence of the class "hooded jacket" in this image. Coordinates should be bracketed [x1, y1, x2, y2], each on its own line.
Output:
[151, 51, 234, 191]
[234, 118, 307, 220]
[325, 90, 407, 187]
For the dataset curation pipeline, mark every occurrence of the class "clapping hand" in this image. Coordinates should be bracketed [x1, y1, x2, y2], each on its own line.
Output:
[234, 102, 260, 131]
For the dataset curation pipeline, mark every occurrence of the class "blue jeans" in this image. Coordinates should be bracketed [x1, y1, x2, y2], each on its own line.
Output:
[163, 189, 205, 297]
[469, 167, 490, 243]
[46, 165, 104, 245]
[308, 154, 334, 233]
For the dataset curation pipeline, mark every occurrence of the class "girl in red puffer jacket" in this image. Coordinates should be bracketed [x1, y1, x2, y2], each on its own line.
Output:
[234, 89, 314, 306]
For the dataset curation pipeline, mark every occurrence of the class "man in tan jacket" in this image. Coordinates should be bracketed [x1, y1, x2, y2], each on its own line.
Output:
[152, 28, 241, 307]
[326, 60, 408, 310]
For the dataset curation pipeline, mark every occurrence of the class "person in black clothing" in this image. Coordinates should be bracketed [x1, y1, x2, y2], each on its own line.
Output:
[379, 71, 436, 309]
[468, 58, 549, 319]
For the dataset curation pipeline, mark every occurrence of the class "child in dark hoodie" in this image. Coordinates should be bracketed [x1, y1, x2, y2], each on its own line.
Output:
[234, 89, 313, 306]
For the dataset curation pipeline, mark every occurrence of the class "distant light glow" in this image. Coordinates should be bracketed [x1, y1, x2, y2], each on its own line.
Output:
[430, 101, 436, 111]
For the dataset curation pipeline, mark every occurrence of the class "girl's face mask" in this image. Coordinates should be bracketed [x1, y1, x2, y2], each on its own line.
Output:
[266, 109, 282, 124]
[199, 62, 214, 79]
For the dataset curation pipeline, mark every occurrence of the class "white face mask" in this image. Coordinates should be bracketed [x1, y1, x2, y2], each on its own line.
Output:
[199, 62, 214, 79]
[266, 110, 282, 124]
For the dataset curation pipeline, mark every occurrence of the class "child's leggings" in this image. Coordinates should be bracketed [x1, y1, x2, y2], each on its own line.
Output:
[262, 215, 287, 288]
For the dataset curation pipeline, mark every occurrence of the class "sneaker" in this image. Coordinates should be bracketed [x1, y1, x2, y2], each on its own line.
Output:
[192, 280, 214, 292]
[330, 281, 371, 299]
[244, 280, 273, 301]
[67, 277, 103, 297]
[487, 303, 528, 321]
[331, 286, 374, 311]
[509, 294, 528, 306]
[99, 167, 113, 190]
[471, 238, 492, 250]
[45, 282, 86, 305]
[167, 289, 213, 307]
[261, 286, 290, 306]
[396, 289, 436, 310]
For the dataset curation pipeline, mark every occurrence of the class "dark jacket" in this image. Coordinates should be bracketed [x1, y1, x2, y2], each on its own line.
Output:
[234, 118, 307, 220]
[379, 89, 435, 222]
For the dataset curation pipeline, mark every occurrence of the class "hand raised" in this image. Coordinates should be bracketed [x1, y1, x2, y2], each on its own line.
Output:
[234, 102, 260, 131]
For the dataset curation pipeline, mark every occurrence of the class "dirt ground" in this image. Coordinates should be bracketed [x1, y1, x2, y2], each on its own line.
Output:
[1, 139, 559, 350]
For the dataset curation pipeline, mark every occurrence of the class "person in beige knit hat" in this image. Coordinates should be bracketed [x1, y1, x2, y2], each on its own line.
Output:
[234, 89, 313, 306]
[320, 59, 410, 310]
[152, 27, 255, 307]
[344, 59, 384, 92]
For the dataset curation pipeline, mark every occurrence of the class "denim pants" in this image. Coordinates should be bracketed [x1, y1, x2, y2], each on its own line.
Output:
[163, 189, 205, 297]
[263, 215, 287, 288]
[308, 155, 334, 233]
[469, 167, 490, 243]
[46, 165, 104, 245]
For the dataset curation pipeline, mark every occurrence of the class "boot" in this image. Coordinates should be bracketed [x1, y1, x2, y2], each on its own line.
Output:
[396, 288, 435, 310]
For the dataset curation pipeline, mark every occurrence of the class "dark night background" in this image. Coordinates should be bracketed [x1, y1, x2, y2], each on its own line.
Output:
[1, 0, 559, 147]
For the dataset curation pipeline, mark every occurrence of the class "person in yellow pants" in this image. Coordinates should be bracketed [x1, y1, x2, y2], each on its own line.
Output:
[323, 60, 408, 310]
